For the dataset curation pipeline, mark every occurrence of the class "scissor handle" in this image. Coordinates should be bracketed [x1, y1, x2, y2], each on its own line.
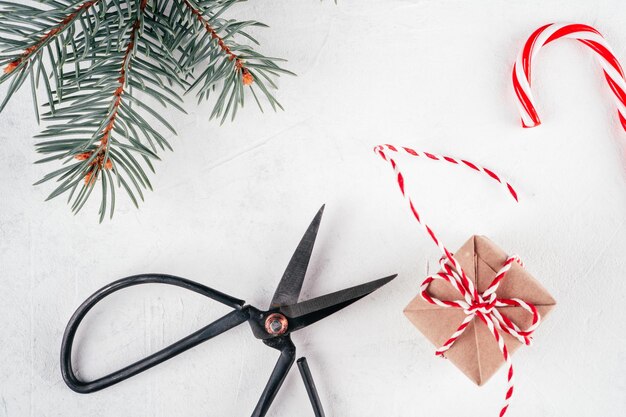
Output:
[297, 357, 326, 417]
[251, 337, 297, 417]
[60, 273, 248, 393]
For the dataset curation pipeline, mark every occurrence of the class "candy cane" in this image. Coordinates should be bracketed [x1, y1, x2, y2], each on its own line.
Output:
[374, 144, 539, 417]
[512, 23, 626, 131]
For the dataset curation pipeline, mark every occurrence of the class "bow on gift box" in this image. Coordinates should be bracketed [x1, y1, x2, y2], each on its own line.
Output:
[421, 254, 540, 359]
[374, 144, 550, 417]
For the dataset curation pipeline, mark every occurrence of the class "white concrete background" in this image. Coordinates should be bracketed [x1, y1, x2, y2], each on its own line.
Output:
[1, 0, 626, 416]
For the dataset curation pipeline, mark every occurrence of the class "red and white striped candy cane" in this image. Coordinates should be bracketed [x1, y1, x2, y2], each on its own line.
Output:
[374, 144, 540, 417]
[513, 23, 626, 131]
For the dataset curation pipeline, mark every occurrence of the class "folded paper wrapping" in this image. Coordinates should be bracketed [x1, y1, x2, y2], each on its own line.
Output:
[404, 235, 556, 386]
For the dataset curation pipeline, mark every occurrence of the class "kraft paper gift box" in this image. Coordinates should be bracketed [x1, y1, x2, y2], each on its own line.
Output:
[404, 235, 556, 385]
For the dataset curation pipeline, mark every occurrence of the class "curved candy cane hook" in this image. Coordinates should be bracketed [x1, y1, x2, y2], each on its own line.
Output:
[512, 23, 626, 131]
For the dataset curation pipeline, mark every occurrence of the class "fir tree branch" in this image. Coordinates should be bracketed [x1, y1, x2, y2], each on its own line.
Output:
[35, 0, 164, 221]
[0, 0, 102, 113]
[176, 0, 293, 122]
[79, 0, 147, 187]
[181, 0, 253, 86]
[0, 0, 296, 220]
[3, 0, 99, 74]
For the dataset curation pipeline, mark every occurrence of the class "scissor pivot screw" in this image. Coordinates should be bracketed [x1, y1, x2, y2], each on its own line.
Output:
[265, 313, 288, 336]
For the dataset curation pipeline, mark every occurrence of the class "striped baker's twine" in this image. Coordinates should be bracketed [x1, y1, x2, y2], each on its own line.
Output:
[374, 144, 540, 417]
[513, 23, 626, 132]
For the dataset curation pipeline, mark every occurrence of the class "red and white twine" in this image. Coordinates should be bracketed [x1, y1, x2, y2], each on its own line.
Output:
[513, 23, 626, 131]
[374, 144, 541, 417]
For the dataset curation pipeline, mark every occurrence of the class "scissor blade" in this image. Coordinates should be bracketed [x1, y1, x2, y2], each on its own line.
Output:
[279, 274, 396, 332]
[270, 205, 325, 309]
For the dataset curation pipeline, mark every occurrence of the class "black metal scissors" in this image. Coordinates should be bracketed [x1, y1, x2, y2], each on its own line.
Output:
[60, 205, 396, 417]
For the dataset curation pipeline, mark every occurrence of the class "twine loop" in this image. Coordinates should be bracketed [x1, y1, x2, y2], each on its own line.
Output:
[375, 144, 539, 417]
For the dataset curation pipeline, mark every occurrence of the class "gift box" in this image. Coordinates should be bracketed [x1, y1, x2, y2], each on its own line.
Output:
[404, 235, 556, 385]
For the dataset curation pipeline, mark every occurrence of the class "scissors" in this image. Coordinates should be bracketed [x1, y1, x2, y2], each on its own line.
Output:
[60, 205, 396, 417]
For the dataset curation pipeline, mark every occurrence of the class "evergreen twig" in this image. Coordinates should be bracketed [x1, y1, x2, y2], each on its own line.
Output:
[0, 0, 293, 220]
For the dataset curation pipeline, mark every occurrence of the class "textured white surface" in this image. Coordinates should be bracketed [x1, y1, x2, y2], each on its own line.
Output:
[1, 1, 626, 416]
